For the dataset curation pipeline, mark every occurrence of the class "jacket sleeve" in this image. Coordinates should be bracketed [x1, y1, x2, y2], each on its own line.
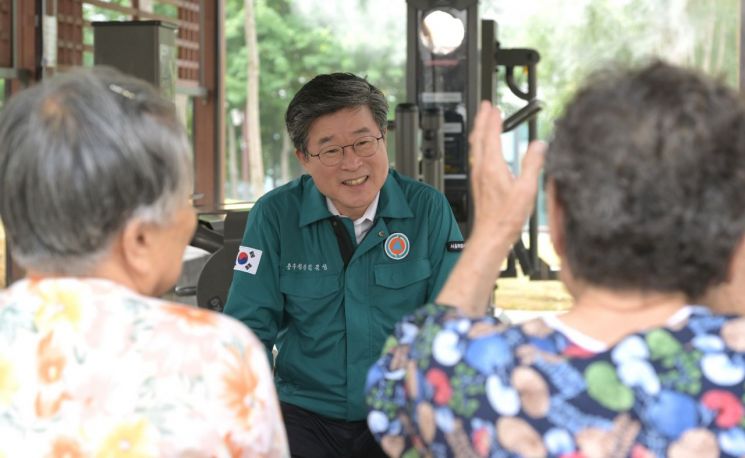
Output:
[425, 192, 463, 302]
[224, 199, 283, 365]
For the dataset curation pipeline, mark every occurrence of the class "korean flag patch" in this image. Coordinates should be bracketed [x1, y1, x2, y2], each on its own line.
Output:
[234, 245, 263, 275]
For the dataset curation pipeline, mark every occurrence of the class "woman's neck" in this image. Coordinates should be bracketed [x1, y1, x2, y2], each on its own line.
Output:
[25, 258, 148, 296]
[559, 286, 689, 346]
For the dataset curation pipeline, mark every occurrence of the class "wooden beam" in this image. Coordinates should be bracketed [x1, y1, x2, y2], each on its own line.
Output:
[0, 0, 11, 67]
[191, 0, 224, 209]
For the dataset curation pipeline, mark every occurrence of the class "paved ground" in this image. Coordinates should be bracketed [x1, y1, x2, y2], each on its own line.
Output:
[492, 231, 573, 316]
[493, 276, 572, 323]
[496, 275, 572, 311]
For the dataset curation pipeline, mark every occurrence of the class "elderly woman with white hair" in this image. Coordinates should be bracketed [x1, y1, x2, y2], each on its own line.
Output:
[0, 67, 288, 457]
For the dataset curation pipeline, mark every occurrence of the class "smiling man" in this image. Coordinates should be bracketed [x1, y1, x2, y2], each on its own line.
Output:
[224, 73, 463, 457]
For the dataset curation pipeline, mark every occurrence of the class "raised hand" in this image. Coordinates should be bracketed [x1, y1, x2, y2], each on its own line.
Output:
[435, 101, 545, 316]
[469, 101, 545, 242]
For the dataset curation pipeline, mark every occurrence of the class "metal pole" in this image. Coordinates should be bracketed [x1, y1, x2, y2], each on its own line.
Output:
[406, 4, 417, 104]
[740, 0, 745, 92]
[394, 103, 420, 180]
[481, 19, 496, 103]
[527, 63, 539, 274]
[421, 107, 444, 192]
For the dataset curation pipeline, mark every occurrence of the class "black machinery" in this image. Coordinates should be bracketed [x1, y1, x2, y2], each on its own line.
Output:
[174, 210, 248, 311]
[397, 1, 553, 279]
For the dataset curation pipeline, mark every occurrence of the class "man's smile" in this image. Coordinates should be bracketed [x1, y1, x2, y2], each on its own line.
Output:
[342, 176, 368, 186]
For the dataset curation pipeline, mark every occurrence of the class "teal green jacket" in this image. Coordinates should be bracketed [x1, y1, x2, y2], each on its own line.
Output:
[224, 169, 462, 421]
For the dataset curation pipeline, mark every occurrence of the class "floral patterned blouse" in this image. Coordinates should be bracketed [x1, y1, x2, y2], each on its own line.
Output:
[366, 303, 745, 457]
[0, 277, 289, 457]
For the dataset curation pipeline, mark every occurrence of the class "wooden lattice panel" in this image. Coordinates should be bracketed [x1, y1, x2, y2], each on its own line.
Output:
[177, 0, 200, 85]
[57, 0, 84, 67]
[56, 0, 204, 89]
[0, 0, 11, 67]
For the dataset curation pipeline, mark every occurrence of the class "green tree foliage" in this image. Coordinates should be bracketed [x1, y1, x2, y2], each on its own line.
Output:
[484, 0, 739, 139]
[225, 0, 738, 198]
[224, 0, 405, 195]
[483, 0, 738, 230]
[226, 0, 352, 189]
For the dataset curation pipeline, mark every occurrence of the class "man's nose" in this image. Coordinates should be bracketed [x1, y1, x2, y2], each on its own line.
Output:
[339, 145, 362, 168]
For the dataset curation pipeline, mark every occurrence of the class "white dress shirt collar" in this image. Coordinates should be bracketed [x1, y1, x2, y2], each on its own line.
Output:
[326, 193, 380, 244]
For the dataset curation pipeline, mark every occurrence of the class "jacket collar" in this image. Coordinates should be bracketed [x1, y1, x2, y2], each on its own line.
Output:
[298, 169, 413, 227]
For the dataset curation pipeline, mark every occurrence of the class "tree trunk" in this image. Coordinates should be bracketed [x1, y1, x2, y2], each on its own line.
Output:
[280, 129, 292, 185]
[244, 0, 264, 199]
[241, 117, 249, 183]
[227, 115, 239, 199]
[700, 12, 715, 72]
[714, 16, 727, 74]
[135, 0, 153, 12]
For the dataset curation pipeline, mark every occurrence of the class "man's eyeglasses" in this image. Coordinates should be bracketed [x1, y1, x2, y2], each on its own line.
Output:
[308, 134, 384, 166]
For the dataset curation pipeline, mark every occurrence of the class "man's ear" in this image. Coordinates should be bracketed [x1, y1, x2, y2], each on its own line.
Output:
[295, 149, 312, 172]
[295, 149, 307, 162]
[547, 179, 566, 258]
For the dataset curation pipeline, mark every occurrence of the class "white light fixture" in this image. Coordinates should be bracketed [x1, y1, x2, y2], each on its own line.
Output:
[419, 10, 465, 55]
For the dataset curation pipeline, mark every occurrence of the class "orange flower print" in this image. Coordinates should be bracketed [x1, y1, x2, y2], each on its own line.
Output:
[223, 432, 244, 458]
[48, 437, 86, 458]
[222, 347, 259, 427]
[162, 303, 217, 327]
[35, 391, 71, 418]
[96, 418, 155, 458]
[38, 332, 66, 384]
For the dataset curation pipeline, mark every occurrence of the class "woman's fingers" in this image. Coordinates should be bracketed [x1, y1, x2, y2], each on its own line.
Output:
[468, 101, 492, 169]
[509, 141, 546, 221]
[468, 104, 546, 238]
[518, 141, 546, 193]
[470, 102, 514, 189]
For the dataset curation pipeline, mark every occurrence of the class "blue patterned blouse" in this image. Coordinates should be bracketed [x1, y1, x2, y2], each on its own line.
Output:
[365, 304, 745, 457]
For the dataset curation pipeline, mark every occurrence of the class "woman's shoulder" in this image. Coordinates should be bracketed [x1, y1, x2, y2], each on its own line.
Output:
[145, 295, 264, 349]
[0, 277, 263, 354]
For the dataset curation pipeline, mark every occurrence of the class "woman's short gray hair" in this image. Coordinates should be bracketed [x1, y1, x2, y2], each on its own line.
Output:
[547, 61, 745, 299]
[0, 66, 192, 275]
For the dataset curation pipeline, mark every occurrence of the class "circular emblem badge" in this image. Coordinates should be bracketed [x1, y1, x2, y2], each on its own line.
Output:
[384, 233, 410, 260]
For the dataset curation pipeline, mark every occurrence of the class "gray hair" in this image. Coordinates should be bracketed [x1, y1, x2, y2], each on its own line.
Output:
[285, 72, 388, 156]
[547, 60, 745, 299]
[0, 66, 193, 275]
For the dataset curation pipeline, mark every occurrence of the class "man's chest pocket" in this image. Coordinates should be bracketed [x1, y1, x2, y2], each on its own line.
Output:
[372, 258, 432, 317]
[279, 274, 341, 321]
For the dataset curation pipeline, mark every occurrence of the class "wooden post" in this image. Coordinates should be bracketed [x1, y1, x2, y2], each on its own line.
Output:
[192, 0, 225, 210]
